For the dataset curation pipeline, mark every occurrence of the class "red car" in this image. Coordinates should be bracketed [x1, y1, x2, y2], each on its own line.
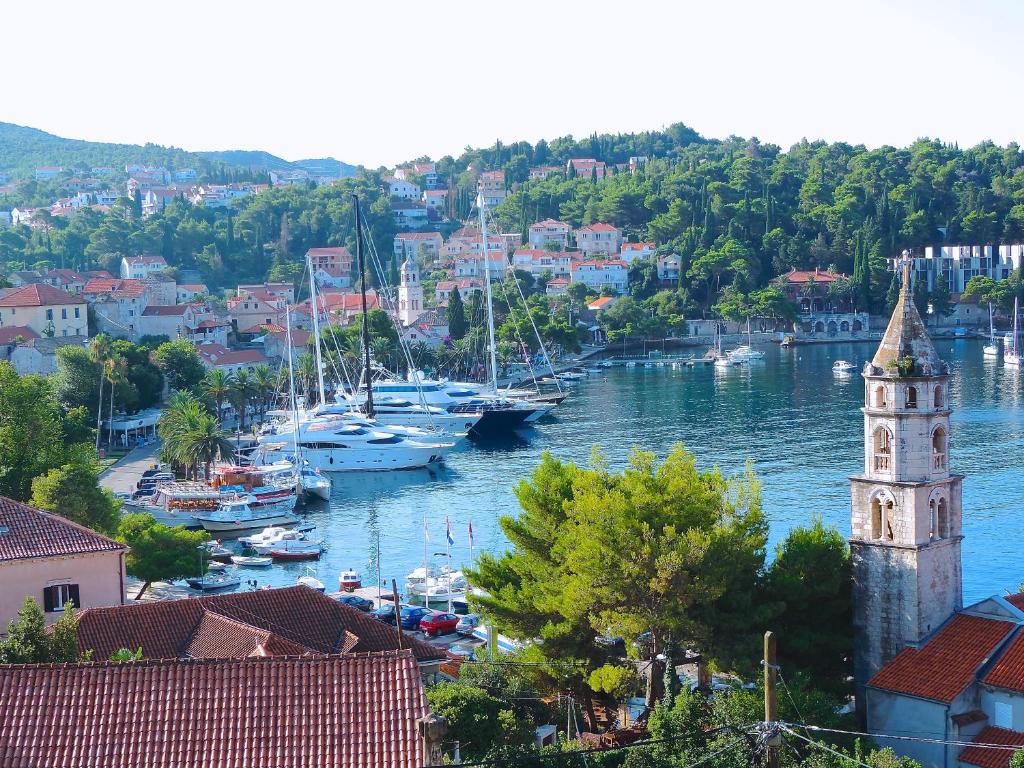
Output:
[419, 611, 459, 637]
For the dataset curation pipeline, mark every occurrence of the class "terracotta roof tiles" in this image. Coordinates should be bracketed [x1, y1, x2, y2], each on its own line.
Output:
[868, 614, 1015, 703]
[959, 726, 1024, 768]
[0, 495, 126, 561]
[0, 651, 427, 768]
[982, 626, 1024, 692]
[75, 585, 445, 664]
[0, 283, 85, 307]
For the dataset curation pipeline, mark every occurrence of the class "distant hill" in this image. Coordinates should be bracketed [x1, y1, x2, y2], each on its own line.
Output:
[198, 150, 357, 178]
[0, 122, 217, 178]
[0, 122, 357, 180]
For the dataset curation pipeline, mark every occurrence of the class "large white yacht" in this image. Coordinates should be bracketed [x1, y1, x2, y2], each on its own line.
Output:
[256, 415, 454, 471]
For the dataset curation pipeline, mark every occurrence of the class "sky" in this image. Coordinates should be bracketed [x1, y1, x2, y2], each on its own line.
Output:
[2, 0, 1022, 168]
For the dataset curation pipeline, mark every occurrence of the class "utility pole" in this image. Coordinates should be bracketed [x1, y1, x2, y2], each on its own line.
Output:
[764, 630, 779, 768]
[392, 579, 404, 650]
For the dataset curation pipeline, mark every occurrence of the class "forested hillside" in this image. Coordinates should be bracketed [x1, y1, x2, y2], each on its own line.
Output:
[2, 122, 1023, 319]
[0, 123, 227, 178]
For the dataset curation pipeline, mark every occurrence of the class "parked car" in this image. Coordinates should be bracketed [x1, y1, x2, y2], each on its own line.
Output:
[337, 594, 373, 612]
[372, 604, 397, 624]
[456, 613, 481, 636]
[399, 606, 431, 631]
[419, 611, 459, 637]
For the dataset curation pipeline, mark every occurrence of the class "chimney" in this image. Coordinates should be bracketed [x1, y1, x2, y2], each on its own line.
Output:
[418, 713, 448, 765]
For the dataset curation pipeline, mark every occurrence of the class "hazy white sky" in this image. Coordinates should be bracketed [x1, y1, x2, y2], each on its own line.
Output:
[2, 0, 1021, 167]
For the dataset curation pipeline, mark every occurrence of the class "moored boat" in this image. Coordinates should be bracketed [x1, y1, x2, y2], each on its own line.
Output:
[186, 572, 241, 592]
[339, 568, 362, 592]
[194, 497, 300, 536]
[230, 555, 273, 568]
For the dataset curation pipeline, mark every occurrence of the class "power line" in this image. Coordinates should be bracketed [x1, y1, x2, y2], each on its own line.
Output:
[427, 731, 752, 768]
[780, 725, 873, 768]
[782, 722, 1024, 752]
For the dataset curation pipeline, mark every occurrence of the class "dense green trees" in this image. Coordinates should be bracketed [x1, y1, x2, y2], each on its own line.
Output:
[117, 513, 210, 598]
[468, 446, 853, 713]
[447, 286, 467, 340]
[53, 337, 163, 419]
[152, 339, 206, 393]
[29, 446, 121, 534]
[0, 362, 74, 500]
[0, 597, 86, 664]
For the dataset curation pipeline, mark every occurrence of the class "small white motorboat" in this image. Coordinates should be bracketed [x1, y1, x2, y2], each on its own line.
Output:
[297, 574, 325, 592]
[557, 371, 586, 381]
[239, 526, 299, 547]
[833, 360, 857, 373]
[300, 466, 332, 501]
[339, 568, 362, 592]
[207, 561, 227, 572]
[264, 540, 324, 561]
[230, 555, 273, 568]
[186, 573, 241, 592]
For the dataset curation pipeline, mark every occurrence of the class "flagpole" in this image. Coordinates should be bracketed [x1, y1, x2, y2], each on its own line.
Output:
[446, 517, 452, 614]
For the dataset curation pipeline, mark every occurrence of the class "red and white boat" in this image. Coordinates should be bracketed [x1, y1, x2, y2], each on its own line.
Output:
[339, 569, 361, 592]
[266, 540, 324, 561]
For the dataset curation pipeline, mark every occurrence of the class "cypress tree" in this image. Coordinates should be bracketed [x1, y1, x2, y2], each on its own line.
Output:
[447, 287, 467, 340]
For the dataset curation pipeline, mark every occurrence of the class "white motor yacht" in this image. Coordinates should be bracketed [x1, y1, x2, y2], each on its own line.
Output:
[194, 497, 300, 536]
[833, 360, 857, 373]
[257, 417, 454, 471]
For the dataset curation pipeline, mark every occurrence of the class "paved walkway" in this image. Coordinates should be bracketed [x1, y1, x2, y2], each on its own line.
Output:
[99, 441, 163, 495]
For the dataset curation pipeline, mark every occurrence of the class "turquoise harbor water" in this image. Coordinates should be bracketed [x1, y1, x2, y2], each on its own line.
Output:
[255, 339, 1024, 604]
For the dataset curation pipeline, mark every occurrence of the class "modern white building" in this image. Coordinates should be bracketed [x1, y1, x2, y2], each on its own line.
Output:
[619, 242, 656, 264]
[901, 244, 1024, 294]
[385, 177, 421, 200]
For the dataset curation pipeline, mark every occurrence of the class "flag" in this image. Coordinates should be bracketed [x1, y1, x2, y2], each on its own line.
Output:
[423, 517, 429, 542]
[446, 517, 455, 546]
[468, 521, 474, 548]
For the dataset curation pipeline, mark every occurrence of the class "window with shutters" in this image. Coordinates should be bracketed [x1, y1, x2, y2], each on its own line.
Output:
[43, 583, 80, 612]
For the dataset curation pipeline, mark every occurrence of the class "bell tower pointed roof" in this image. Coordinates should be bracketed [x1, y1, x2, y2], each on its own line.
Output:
[871, 252, 945, 376]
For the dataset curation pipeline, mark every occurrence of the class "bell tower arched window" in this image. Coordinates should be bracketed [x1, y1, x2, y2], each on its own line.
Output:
[934, 386, 943, 408]
[932, 427, 947, 470]
[873, 427, 893, 471]
[906, 386, 918, 409]
[875, 386, 886, 408]
[871, 498, 882, 540]
[937, 498, 949, 539]
[884, 498, 896, 542]
[929, 499, 937, 540]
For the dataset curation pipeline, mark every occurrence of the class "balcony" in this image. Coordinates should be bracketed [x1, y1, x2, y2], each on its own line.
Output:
[874, 455, 891, 471]
[933, 453, 946, 470]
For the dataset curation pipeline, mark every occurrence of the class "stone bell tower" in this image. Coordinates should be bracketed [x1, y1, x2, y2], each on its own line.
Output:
[851, 253, 963, 706]
[398, 258, 423, 326]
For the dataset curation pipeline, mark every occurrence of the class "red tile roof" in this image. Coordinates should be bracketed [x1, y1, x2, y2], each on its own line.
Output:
[83, 278, 147, 297]
[588, 297, 616, 309]
[184, 610, 310, 658]
[74, 585, 445, 663]
[1005, 594, 1024, 611]
[621, 242, 655, 251]
[529, 218, 570, 230]
[0, 325, 39, 345]
[577, 222, 619, 233]
[395, 231, 442, 240]
[0, 651, 428, 768]
[784, 268, 846, 284]
[0, 283, 85, 307]
[982, 626, 1024, 692]
[959, 726, 1024, 768]
[0, 495, 126, 561]
[869, 614, 1015, 703]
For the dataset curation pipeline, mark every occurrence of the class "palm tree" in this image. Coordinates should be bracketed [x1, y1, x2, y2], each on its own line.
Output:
[294, 353, 317, 406]
[229, 370, 256, 432]
[106, 355, 127, 448]
[180, 412, 235, 481]
[158, 392, 233, 479]
[89, 336, 112, 450]
[201, 369, 234, 426]
[251, 364, 275, 424]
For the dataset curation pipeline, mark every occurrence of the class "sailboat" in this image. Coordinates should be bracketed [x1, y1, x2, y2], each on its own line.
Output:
[712, 325, 736, 368]
[728, 318, 765, 362]
[1006, 297, 1021, 368]
[984, 302, 999, 358]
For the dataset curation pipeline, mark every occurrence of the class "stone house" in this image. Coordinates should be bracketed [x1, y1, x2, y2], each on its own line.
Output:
[0, 283, 88, 339]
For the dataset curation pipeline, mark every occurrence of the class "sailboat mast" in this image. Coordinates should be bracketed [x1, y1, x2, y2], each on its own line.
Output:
[285, 306, 301, 460]
[353, 195, 375, 418]
[307, 254, 326, 409]
[477, 194, 500, 394]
